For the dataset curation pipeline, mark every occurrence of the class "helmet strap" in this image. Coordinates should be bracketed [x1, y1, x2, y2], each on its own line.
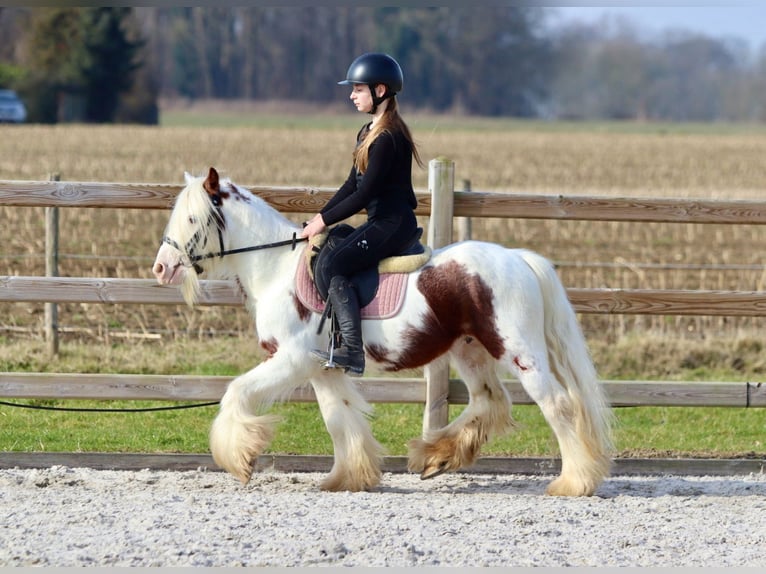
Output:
[368, 84, 393, 115]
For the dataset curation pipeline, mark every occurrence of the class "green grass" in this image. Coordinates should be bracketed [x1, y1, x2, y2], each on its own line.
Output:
[0, 337, 763, 458]
[2, 399, 762, 459]
[0, 401, 215, 453]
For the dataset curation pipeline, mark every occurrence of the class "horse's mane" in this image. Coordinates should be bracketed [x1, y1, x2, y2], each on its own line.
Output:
[166, 174, 214, 305]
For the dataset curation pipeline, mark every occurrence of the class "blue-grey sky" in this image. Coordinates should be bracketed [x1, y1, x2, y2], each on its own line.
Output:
[552, 5, 766, 50]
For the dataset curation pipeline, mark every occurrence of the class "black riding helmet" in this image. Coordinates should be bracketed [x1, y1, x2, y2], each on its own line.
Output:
[338, 53, 403, 114]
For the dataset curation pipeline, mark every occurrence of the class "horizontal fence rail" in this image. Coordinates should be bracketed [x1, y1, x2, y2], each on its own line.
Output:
[3, 276, 766, 317]
[5, 179, 766, 223]
[1, 373, 764, 408]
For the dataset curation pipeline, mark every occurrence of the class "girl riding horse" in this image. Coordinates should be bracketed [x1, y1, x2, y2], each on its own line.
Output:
[301, 53, 424, 376]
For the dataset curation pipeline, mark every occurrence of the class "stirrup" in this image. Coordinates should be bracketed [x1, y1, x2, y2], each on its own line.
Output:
[310, 348, 364, 375]
[310, 348, 337, 370]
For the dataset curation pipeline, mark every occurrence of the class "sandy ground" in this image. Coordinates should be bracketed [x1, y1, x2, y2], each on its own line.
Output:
[0, 466, 764, 567]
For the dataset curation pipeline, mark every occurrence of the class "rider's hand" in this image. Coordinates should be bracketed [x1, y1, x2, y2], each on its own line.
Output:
[300, 213, 326, 239]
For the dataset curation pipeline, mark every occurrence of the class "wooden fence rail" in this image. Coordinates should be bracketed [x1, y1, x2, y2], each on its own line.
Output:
[3, 276, 766, 316]
[1, 162, 766, 427]
[5, 179, 766, 223]
[1, 372, 763, 408]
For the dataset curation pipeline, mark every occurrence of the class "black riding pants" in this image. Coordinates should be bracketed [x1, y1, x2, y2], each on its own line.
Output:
[321, 212, 417, 281]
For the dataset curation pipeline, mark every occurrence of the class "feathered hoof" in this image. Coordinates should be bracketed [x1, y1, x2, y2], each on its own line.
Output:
[231, 453, 257, 485]
[209, 413, 278, 486]
[545, 475, 599, 497]
[406, 437, 428, 474]
[320, 468, 381, 492]
[210, 442, 259, 485]
[419, 461, 450, 481]
[407, 436, 465, 480]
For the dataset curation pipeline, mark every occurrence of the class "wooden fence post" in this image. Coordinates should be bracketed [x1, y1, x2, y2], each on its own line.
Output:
[456, 179, 472, 242]
[45, 173, 60, 357]
[423, 157, 455, 434]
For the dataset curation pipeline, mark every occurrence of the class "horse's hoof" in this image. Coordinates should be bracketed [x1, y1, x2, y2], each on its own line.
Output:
[233, 463, 254, 485]
[420, 462, 448, 480]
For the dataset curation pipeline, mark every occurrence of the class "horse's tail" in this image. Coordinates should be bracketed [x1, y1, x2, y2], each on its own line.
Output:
[518, 249, 614, 475]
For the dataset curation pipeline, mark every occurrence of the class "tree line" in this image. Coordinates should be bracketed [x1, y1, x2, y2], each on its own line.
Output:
[1, 6, 765, 123]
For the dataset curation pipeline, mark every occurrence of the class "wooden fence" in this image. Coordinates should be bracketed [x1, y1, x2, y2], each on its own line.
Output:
[1, 159, 765, 438]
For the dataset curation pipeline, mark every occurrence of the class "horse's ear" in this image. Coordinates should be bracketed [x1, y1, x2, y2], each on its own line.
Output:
[184, 171, 194, 185]
[203, 167, 220, 196]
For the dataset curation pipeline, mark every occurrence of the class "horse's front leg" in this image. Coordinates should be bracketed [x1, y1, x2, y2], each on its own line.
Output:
[311, 370, 385, 492]
[209, 350, 309, 484]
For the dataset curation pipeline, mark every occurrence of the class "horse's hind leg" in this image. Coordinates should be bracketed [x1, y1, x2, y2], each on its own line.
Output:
[408, 340, 515, 479]
[514, 354, 612, 497]
[311, 371, 384, 492]
[510, 247, 613, 495]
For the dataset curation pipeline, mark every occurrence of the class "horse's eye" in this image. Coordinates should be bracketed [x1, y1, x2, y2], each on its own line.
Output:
[188, 216, 197, 225]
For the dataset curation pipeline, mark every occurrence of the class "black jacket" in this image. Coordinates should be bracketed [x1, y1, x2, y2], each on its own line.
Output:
[320, 123, 417, 225]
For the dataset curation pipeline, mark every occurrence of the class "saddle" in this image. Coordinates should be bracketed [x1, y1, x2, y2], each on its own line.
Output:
[295, 224, 431, 319]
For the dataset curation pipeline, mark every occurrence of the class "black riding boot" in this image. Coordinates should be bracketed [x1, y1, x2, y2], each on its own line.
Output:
[312, 276, 365, 375]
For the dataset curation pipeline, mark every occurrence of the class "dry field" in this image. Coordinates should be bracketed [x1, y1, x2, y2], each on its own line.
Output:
[2, 117, 766, 364]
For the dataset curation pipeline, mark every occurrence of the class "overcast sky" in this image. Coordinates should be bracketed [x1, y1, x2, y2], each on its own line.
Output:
[552, 6, 766, 50]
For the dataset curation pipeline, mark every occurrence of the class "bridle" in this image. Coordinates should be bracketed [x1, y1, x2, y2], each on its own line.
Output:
[161, 233, 307, 275]
[161, 194, 307, 275]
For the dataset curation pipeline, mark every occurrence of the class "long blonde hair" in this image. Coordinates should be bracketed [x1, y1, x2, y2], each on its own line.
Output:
[353, 96, 423, 174]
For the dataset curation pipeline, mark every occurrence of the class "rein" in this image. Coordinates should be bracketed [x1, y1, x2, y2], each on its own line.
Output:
[162, 232, 307, 273]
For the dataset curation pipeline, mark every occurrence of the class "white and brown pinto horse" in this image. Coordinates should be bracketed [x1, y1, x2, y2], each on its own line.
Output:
[152, 167, 613, 496]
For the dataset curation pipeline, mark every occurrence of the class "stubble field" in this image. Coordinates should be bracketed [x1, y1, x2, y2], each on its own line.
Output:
[3, 114, 766, 348]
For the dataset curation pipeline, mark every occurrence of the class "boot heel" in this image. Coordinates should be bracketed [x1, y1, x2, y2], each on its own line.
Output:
[343, 363, 365, 376]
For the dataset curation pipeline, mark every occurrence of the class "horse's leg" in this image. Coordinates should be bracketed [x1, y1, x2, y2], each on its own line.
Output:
[514, 362, 605, 496]
[209, 350, 309, 484]
[310, 371, 384, 492]
[510, 251, 613, 496]
[408, 339, 515, 479]
[511, 344, 612, 496]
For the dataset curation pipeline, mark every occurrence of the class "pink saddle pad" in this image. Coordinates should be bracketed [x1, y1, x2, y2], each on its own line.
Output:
[294, 256, 408, 319]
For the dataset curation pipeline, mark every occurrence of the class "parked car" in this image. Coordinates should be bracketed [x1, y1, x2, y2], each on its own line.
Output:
[0, 89, 27, 123]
